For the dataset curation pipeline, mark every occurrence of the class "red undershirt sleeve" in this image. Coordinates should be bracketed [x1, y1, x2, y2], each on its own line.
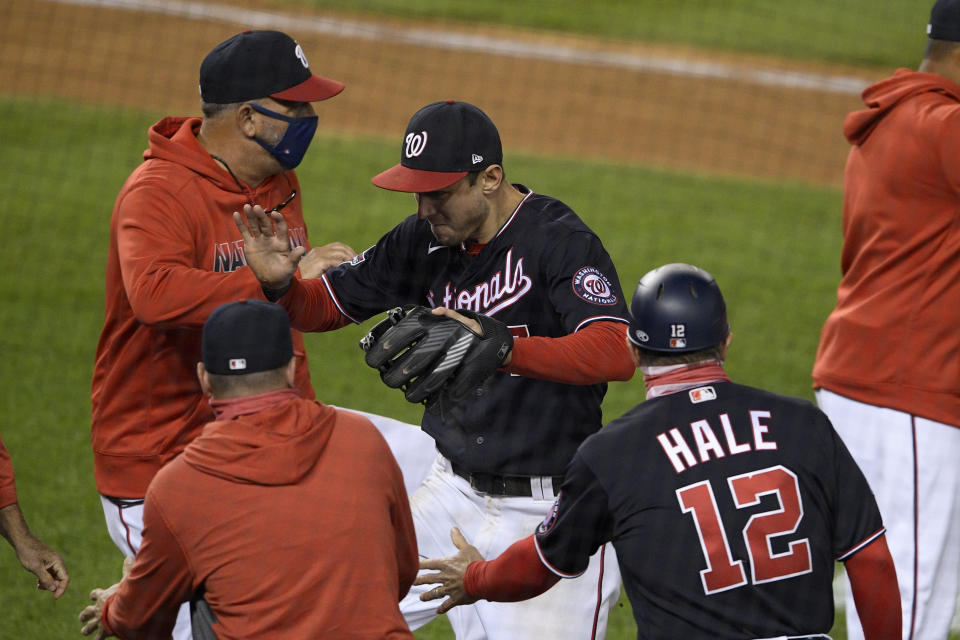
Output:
[503, 320, 634, 385]
[276, 276, 352, 332]
[463, 535, 561, 602]
[844, 534, 901, 640]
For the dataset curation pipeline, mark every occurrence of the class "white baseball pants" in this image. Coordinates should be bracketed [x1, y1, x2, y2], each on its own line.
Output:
[816, 389, 960, 640]
[400, 455, 621, 640]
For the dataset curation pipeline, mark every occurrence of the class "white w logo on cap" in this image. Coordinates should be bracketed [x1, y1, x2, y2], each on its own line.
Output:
[405, 131, 428, 158]
[294, 44, 309, 68]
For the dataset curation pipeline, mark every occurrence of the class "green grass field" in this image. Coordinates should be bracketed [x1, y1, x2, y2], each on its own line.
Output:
[0, 96, 848, 637]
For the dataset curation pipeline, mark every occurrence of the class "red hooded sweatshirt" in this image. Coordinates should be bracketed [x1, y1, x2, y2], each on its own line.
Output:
[102, 395, 417, 639]
[91, 117, 346, 498]
[813, 69, 960, 426]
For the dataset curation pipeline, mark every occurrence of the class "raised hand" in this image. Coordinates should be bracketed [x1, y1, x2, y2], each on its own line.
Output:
[233, 204, 306, 290]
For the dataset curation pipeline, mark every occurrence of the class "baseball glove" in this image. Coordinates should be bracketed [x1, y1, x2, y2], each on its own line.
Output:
[360, 306, 513, 413]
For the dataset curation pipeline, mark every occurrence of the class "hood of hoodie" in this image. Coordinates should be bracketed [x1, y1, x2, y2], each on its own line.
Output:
[844, 69, 960, 145]
[182, 398, 335, 486]
[143, 116, 289, 198]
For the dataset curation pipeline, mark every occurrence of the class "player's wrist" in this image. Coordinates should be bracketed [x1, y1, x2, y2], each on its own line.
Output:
[262, 280, 292, 302]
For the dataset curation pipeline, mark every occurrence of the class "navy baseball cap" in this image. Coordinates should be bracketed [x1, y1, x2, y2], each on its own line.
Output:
[200, 30, 345, 104]
[372, 100, 503, 192]
[627, 263, 729, 353]
[928, 0, 960, 41]
[202, 300, 294, 375]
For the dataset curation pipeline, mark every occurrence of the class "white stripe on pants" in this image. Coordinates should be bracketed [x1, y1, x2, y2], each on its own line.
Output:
[816, 389, 960, 640]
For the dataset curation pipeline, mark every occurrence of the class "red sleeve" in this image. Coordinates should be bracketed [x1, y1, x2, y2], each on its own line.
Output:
[276, 276, 352, 332]
[464, 535, 561, 602]
[503, 320, 634, 385]
[116, 186, 268, 329]
[844, 534, 901, 640]
[0, 436, 18, 509]
[103, 491, 194, 638]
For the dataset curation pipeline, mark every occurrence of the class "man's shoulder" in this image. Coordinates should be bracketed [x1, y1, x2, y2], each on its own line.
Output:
[723, 381, 821, 413]
[364, 214, 433, 254]
[145, 454, 199, 505]
[119, 156, 202, 202]
[519, 189, 589, 227]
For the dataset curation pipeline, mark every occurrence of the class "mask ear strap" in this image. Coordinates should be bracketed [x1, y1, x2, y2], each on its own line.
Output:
[246, 102, 297, 123]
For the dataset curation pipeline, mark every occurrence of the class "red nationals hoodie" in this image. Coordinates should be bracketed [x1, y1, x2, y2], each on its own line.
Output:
[91, 117, 344, 498]
[813, 69, 960, 426]
[102, 395, 417, 639]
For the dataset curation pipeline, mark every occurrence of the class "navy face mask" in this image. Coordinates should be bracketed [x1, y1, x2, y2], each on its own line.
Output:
[247, 103, 318, 170]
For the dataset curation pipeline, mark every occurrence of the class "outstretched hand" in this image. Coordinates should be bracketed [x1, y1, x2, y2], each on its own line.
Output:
[233, 204, 306, 290]
[413, 527, 485, 614]
[78, 557, 132, 638]
[299, 242, 357, 279]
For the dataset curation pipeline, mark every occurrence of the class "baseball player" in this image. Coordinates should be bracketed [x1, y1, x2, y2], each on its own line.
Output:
[416, 264, 902, 640]
[813, 1, 960, 637]
[235, 100, 634, 638]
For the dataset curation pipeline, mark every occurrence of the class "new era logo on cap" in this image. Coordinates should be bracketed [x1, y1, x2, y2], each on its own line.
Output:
[371, 100, 503, 193]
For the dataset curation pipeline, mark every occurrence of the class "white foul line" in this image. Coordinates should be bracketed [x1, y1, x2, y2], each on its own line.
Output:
[48, 0, 872, 95]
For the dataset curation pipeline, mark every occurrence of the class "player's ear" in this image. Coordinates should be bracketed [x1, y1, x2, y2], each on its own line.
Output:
[721, 332, 733, 359]
[480, 164, 504, 194]
[625, 337, 643, 368]
[197, 362, 213, 396]
[284, 356, 297, 389]
[236, 103, 258, 138]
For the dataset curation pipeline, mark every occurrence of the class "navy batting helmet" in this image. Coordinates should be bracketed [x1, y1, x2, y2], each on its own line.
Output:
[627, 263, 729, 353]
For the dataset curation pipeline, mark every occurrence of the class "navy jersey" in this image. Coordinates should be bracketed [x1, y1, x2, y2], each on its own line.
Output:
[534, 381, 883, 639]
[323, 186, 629, 475]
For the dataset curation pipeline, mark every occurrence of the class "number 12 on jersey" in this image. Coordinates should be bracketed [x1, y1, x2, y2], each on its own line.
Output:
[676, 465, 812, 595]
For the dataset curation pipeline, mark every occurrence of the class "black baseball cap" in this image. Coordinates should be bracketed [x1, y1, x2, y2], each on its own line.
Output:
[200, 30, 345, 104]
[372, 100, 503, 192]
[202, 300, 294, 375]
[928, 0, 960, 41]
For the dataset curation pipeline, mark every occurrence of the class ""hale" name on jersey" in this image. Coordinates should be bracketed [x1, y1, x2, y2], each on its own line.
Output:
[657, 410, 777, 474]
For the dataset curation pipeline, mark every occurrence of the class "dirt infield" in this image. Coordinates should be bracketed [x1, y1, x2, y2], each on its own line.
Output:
[3, 0, 889, 185]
